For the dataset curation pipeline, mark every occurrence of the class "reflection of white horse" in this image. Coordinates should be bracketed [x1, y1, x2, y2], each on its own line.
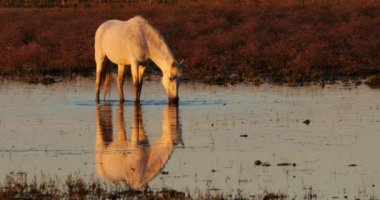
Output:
[95, 104, 182, 189]
[94, 16, 182, 104]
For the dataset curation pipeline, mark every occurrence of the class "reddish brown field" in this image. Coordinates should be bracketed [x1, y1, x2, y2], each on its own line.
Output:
[0, 1, 379, 84]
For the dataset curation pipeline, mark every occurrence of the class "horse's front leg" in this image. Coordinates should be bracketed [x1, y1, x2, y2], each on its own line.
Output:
[131, 64, 140, 104]
[117, 65, 126, 103]
[137, 65, 146, 101]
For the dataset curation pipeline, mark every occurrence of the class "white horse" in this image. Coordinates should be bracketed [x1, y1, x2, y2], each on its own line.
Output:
[94, 16, 182, 104]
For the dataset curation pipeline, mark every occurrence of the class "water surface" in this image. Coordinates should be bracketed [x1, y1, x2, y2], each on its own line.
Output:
[1, 78, 380, 198]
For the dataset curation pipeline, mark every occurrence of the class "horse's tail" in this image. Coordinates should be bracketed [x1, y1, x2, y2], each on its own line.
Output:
[101, 59, 113, 99]
[95, 22, 113, 100]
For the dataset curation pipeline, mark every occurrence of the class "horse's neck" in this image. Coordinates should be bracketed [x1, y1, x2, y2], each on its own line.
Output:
[146, 36, 174, 73]
[148, 45, 174, 73]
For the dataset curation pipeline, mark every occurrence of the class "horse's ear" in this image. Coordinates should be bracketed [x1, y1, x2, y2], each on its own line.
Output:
[170, 62, 180, 77]
[172, 60, 184, 68]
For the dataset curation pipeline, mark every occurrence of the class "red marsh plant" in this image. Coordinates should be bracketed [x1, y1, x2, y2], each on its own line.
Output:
[0, 1, 379, 84]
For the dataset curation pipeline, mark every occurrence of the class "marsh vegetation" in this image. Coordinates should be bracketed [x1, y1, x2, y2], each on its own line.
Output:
[0, 1, 379, 85]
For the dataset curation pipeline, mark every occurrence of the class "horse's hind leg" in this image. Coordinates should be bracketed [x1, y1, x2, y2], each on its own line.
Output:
[95, 56, 104, 103]
[117, 65, 126, 103]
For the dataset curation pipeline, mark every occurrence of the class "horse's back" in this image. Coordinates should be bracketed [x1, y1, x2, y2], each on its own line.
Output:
[95, 17, 148, 65]
[95, 20, 126, 62]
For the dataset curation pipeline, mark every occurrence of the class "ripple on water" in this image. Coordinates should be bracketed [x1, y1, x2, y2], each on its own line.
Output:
[74, 99, 225, 107]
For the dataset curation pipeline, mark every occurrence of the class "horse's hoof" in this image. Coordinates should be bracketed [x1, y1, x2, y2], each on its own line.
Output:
[168, 97, 179, 105]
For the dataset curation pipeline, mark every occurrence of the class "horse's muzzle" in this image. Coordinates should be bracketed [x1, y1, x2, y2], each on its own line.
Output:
[169, 97, 179, 105]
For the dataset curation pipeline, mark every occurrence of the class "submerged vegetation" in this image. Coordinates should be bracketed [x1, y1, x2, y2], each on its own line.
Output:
[0, 1, 379, 84]
[365, 73, 380, 88]
[0, 172, 189, 199]
[0, 172, 290, 200]
[1, 172, 376, 199]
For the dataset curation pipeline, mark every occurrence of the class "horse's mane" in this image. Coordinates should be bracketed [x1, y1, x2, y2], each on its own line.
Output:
[131, 16, 175, 64]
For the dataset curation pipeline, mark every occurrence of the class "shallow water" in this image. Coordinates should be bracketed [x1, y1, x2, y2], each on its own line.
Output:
[1, 78, 380, 198]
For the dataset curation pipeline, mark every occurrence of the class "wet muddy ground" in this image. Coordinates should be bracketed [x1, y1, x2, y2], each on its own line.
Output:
[0, 78, 380, 199]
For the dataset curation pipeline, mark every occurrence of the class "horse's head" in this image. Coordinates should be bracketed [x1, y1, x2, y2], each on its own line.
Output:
[162, 60, 183, 105]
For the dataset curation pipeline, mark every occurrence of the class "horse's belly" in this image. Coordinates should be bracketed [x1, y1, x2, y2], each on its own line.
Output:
[101, 31, 131, 65]
[106, 51, 131, 65]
